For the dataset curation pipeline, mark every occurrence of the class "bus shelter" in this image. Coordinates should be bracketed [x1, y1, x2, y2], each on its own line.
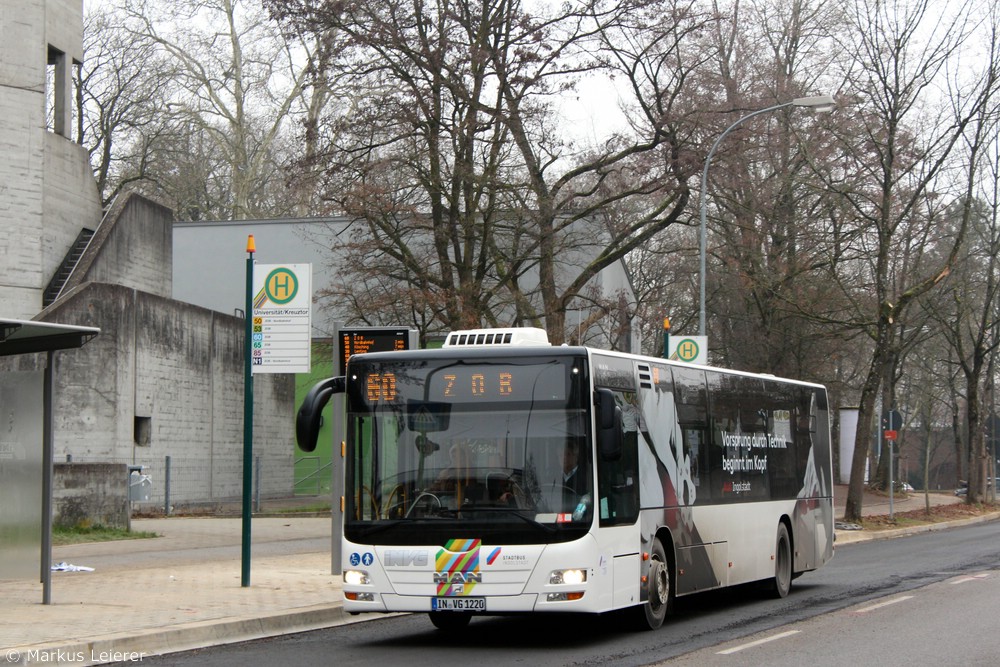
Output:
[0, 318, 99, 604]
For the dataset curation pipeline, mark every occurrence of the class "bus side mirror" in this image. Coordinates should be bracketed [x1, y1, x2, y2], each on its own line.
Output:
[296, 376, 345, 452]
[595, 388, 623, 461]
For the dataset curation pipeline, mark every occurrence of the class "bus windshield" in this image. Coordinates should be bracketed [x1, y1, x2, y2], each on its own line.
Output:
[343, 355, 592, 544]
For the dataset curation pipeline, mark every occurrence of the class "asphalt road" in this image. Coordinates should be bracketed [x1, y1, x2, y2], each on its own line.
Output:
[663, 565, 1000, 665]
[127, 519, 1000, 667]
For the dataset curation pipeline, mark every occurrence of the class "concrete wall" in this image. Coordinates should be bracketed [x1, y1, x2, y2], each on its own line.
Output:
[46, 1, 85, 63]
[3, 282, 297, 507]
[53, 462, 129, 530]
[65, 194, 173, 299]
[1, 0, 49, 320]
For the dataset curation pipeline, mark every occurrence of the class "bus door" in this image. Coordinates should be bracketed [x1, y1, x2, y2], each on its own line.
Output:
[595, 387, 640, 610]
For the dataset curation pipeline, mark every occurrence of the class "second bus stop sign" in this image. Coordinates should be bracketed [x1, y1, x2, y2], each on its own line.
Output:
[882, 409, 902, 432]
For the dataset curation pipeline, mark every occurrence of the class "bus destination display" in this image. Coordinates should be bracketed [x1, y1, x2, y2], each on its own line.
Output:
[362, 363, 568, 404]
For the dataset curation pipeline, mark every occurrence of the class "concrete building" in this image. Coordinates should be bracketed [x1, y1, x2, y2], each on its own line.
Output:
[0, 1, 295, 514]
[0, 0, 102, 319]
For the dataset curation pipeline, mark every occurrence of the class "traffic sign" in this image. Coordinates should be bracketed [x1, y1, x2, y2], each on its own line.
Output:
[667, 336, 708, 365]
[251, 263, 312, 374]
[881, 409, 902, 431]
[884, 429, 898, 441]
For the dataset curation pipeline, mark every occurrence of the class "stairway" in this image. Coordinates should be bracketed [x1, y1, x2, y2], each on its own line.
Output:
[43, 228, 95, 307]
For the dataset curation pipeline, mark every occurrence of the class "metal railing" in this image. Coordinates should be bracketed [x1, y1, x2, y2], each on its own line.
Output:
[294, 456, 332, 496]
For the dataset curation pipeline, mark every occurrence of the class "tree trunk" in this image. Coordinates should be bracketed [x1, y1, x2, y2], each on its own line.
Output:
[843, 351, 885, 523]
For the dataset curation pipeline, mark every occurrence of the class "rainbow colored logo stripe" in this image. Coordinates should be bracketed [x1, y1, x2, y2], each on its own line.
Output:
[435, 539, 481, 596]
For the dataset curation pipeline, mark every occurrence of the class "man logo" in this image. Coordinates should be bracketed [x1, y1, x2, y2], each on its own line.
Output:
[432, 572, 483, 584]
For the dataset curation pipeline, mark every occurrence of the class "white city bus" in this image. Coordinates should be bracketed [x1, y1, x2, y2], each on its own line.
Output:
[296, 328, 834, 631]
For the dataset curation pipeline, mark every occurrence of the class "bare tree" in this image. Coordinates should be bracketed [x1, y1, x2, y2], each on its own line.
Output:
[898, 332, 962, 502]
[696, 0, 849, 380]
[78, 3, 176, 208]
[118, 0, 320, 219]
[483, 0, 714, 343]
[826, 0, 997, 522]
[927, 61, 1000, 502]
[931, 201, 1000, 503]
[268, 0, 713, 342]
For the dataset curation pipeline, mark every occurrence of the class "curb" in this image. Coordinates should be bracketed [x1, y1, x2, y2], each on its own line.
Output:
[8, 604, 366, 666]
[834, 511, 1000, 546]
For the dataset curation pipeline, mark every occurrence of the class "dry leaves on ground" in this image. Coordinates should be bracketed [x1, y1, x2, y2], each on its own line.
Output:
[863, 500, 1000, 530]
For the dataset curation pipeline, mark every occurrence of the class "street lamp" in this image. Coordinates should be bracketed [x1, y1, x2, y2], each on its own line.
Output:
[698, 95, 836, 336]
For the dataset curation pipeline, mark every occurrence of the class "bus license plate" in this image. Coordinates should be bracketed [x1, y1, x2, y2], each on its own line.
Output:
[432, 597, 485, 611]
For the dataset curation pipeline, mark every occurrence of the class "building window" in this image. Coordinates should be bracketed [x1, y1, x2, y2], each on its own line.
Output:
[46, 45, 78, 139]
[134, 416, 152, 446]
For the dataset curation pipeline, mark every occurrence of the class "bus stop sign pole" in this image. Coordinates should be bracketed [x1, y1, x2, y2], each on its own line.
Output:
[883, 408, 901, 522]
[242, 235, 255, 587]
[662, 318, 670, 360]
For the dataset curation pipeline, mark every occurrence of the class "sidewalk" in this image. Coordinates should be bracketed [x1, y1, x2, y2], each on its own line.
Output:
[1, 515, 352, 666]
[0, 489, 993, 666]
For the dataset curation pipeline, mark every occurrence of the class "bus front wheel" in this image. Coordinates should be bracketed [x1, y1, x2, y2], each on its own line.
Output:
[634, 537, 671, 630]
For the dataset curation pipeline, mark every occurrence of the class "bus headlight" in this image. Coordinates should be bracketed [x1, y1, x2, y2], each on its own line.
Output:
[549, 568, 587, 585]
[344, 570, 371, 586]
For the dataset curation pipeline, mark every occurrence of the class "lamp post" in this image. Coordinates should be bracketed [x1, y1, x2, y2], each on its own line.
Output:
[698, 95, 836, 336]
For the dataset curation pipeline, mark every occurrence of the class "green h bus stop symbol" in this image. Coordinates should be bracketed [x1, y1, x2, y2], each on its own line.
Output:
[264, 267, 298, 304]
[676, 338, 700, 362]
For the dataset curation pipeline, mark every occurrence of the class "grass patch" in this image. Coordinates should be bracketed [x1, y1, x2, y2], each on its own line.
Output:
[53, 524, 158, 546]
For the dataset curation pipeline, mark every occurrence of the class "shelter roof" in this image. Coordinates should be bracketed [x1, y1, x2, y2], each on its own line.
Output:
[0, 318, 100, 357]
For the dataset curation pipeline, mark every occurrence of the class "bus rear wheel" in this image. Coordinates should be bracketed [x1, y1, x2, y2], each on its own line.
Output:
[769, 523, 792, 599]
[634, 537, 671, 630]
[429, 612, 472, 631]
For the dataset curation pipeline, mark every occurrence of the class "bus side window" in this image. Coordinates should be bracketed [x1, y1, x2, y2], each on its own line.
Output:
[765, 381, 799, 499]
[672, 366, 709, 501]
[706, 373, 738, 502]
[681, 427, 705, 491]
[795, 389, 816, 481]
[598, 392, 639, 526]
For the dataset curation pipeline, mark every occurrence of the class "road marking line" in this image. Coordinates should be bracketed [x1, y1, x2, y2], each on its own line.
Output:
[950, 573, 990, 585]
[854, 596, 913, 613]
[716, 630, 800, 655]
